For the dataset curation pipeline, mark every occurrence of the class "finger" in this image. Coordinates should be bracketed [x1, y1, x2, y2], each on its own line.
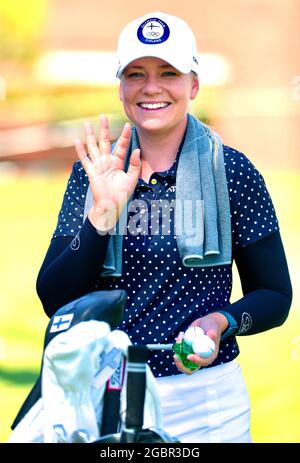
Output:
[176, 331, 185, 343]
[174, 353, 201, 375]
[114, 122, 132, 161]
[126, 149, 141, 182]
[174, 355, 199, 375]
[173, 355, 194, 375]
[99, 115, 111, 155]
[74, 139, 91, 172]
[84, 122, 99, 160]
[187, 353, 214, 368]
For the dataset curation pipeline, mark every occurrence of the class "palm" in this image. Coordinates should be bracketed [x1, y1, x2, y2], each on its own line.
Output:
[88, 152, 138, 206]
[75, 116, 141, 212]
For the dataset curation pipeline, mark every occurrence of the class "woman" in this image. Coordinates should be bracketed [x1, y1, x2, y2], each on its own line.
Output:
[36, 12, 292, 443]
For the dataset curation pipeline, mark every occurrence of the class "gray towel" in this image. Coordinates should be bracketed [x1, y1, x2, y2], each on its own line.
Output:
[83, 114, 232, 276]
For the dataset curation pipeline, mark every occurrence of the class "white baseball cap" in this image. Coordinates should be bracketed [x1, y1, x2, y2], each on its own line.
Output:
[116, 12, 199, 78]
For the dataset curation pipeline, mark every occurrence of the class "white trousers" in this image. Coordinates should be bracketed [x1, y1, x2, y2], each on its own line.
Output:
[155, 361, 251, 443]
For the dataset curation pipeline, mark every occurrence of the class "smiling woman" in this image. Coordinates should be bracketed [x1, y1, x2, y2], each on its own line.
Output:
[32, 11, 292, 444]
[119, 58, 199, 156]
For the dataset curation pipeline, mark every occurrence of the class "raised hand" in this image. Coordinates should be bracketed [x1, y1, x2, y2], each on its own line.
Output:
[74, 115, 141, 232]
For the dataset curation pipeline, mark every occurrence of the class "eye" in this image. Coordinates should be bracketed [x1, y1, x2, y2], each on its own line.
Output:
[162, 71, 178, 77]
[127, 72, 144, 78]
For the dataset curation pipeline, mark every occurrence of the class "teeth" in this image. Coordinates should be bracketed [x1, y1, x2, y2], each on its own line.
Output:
[139, 102, 169, 109]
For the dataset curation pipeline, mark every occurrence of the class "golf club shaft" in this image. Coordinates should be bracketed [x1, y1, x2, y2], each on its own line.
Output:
[146, 343, 173, 351]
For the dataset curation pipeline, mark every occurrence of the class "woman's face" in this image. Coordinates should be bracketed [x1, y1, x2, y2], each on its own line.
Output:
[119, 57, 199, 135]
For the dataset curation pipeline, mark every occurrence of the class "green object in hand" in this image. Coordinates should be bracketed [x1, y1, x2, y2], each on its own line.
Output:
[173, 340, 199, 371]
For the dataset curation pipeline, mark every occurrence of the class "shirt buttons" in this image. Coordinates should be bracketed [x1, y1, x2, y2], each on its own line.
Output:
[151, 178, 158, 185]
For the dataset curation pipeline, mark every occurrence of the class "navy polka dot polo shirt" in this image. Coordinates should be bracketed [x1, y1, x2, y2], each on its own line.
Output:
[53, 145, 279, 377]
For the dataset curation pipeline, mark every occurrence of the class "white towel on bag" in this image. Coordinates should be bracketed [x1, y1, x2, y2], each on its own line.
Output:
[8, 321, 162, 443]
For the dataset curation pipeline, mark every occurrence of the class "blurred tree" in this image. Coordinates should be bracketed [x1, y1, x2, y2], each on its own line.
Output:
[0, 0, 48, 62]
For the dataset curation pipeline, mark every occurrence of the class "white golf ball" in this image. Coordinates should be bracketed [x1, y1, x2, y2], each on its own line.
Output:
[184, 326, 205, 345]
[192, 335, 215, 358]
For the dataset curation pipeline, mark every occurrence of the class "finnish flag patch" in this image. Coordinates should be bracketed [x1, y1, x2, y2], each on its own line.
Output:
[50, 313, 74, 333]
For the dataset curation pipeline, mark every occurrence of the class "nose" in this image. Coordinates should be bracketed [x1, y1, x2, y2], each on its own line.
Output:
[142, 75, 162, 95]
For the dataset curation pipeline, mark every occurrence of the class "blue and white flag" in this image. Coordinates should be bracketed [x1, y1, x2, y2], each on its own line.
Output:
[50, 314, 74, 333]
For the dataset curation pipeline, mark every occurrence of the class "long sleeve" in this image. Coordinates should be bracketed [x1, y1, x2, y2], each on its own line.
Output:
[36, 217, 110, 318]
[220, 231, 292, 336]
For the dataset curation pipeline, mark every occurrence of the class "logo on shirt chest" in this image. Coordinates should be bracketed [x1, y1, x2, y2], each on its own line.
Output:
[166, 186, 176, 193]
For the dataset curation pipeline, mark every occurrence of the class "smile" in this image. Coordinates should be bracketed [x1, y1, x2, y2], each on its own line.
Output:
[137, 102, 171, 110]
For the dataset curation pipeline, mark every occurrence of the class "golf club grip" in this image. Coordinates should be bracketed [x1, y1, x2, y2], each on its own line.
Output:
[125, 345, 148, 429]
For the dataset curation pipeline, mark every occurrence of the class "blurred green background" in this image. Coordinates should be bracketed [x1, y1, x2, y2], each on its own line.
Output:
[0, 0, 299, 443]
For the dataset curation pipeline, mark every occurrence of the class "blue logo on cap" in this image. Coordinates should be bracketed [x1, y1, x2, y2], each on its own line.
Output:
[137, 17, 170, 44]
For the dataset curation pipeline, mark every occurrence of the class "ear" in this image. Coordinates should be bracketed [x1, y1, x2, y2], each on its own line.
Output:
[190, 74, 199, 100]
[119, 81, 124, 102]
